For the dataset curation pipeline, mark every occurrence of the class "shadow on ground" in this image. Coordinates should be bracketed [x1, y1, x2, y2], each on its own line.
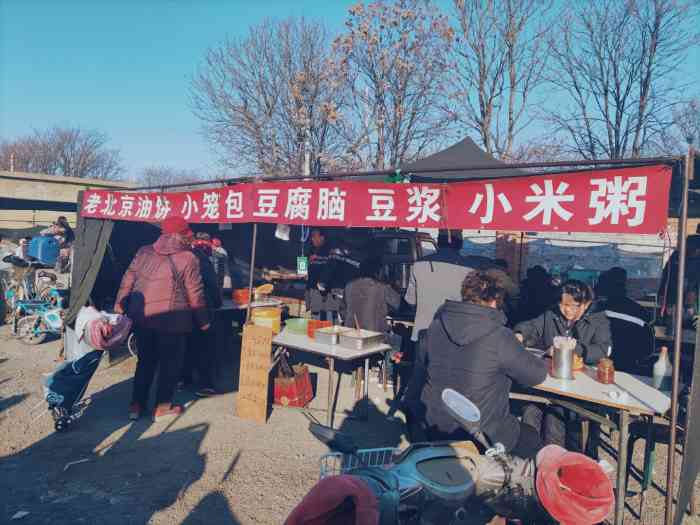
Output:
[0, 374, 243, 524]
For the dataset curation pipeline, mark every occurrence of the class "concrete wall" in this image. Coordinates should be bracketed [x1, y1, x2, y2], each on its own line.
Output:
[0, 170, 132, 229]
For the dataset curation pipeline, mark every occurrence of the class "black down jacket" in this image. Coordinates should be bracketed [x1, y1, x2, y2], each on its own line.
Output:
[421, 300, 547, 452]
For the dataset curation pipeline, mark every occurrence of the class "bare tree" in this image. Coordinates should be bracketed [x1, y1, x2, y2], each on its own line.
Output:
[191, 18, 348, 176]
[546, 0, 699, 160]
[673, 98, 700, 146]
[446, 0, 552, 160]
[0, 126, 124, 179]
[139, 166, 204, 188]
[332, 0, 455, 169]
[509, 136, 572, 163]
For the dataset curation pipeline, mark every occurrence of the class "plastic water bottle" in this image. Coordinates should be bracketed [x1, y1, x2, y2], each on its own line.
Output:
[653, 346, 672, 390]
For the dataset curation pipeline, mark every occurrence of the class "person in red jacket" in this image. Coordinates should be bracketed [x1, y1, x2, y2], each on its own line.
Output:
[115, 216, 210, 420]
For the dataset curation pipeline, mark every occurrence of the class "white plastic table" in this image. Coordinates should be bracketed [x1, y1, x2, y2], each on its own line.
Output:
[219, 298, 282, 311]
[272, 329, 391, 427]
[514, 364, 670, 525]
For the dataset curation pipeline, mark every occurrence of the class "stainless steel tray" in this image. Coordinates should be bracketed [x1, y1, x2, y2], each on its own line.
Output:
[338, 329, 384, 351]
[314, 326, 350, 345]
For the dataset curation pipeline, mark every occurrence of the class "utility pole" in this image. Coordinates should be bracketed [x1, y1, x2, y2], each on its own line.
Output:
[10, 152, 15, 172]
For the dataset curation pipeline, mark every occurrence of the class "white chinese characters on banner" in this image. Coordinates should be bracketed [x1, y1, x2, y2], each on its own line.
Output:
[101, 194, 118, 216]
[317, 187, 347, 221]
[225, 190, 244, 219]
[468, 183, 513, 224]
[201, 192, 221, 219]
[118, 195, 135, 217]
[135, 196, 153, 219]
[253, 189, 280, 218]
[284, 187, 312, 220]
[83, 193, 102, 214]
[406, 186, 441, 224]
[154, 195, 172, 220]
[523, 180, 574, 225]
[181, 194, 200, 220]
[78, 164, 671, 234]
[589, 176, 647, 227]
[366, 189, 397, 222]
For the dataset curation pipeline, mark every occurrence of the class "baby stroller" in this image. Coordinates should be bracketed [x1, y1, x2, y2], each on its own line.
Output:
[43, 306, 131, 431]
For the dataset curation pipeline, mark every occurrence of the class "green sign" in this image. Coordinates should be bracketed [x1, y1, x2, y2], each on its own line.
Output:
[297, 256, 308, 276]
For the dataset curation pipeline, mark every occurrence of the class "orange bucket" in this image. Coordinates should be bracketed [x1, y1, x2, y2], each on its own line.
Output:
[307, 319, 332, 339]
[232, 288, 250, 305]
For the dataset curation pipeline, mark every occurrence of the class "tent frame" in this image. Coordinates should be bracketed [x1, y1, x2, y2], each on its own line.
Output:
[129, 155, 678, 191]
[77, 153, 695, 524]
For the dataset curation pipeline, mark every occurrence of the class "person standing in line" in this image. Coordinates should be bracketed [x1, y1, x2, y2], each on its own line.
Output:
[404, 230, 478, 342]
[181, 233, 223, 397]
[115, 216, 210, 420]
[305, 228, 331, 320]
[210, 237, 229, 290]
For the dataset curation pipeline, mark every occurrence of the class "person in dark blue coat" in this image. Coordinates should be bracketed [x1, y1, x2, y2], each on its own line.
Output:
[421, 271, 547, 459]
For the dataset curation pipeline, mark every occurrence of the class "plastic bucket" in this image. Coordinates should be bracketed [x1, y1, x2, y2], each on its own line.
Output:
[307, 319, 332, 339]
[232, 288, 250, 305]
[252, 307, 282, 334]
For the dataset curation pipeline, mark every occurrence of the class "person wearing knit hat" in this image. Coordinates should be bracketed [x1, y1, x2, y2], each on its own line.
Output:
[115, 215, 209, 421]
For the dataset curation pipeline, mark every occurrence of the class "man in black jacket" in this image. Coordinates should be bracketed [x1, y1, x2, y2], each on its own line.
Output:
[514, 280, 611, 453]
[421, 271, 547, 459]
[514, 280, 611, 364]
[305, 228, 331, 320]
[181, 235, 223, 397]
[595, 267, 653, 373]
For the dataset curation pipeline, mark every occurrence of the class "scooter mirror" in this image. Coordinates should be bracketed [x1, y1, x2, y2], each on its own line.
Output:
[441, 388, 481, 436]
[308, 422, 358, 455]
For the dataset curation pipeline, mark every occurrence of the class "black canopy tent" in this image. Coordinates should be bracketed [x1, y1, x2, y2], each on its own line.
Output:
[65, 140, 697, 525]
[400, 137, 525, 182]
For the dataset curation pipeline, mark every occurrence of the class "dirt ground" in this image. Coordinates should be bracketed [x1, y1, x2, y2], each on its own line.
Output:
[1, 323, 700, 525]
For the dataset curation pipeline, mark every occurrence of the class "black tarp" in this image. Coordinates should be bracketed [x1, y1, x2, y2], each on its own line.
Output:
[400, 137, 525, 182]
[66, 192, 114, 325]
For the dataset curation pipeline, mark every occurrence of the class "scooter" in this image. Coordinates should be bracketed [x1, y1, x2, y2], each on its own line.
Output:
[287, 389, 613, 525]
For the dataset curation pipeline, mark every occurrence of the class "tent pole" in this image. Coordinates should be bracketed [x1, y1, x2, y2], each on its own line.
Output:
[245, 223, 258, 324]
[665, 152, 692, 525]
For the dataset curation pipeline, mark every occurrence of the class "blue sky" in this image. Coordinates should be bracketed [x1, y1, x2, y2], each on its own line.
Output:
[1, 1, 699, 181]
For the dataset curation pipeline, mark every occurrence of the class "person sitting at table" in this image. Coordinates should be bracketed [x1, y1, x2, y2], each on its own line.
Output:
[515, 265, 558, 324]
[595, 267, 653, 373]
[341, 256, 401, 334]
[514, 279, 611, 364]
[514, 280, 611, 454]
[421, 271, 547, 459]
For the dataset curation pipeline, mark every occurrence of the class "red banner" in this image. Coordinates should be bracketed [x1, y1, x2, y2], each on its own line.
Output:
[79, 165, 672, 234]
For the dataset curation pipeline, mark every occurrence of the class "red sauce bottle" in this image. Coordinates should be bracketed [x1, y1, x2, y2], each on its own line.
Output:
[597, 358, 615, 384]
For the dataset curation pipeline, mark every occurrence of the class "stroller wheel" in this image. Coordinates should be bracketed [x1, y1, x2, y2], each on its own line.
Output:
[54, 417, 70, 432]
[51, 406, 71, 432]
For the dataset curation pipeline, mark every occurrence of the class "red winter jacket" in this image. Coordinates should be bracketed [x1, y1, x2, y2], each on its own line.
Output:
[115, 234, 209, 334]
